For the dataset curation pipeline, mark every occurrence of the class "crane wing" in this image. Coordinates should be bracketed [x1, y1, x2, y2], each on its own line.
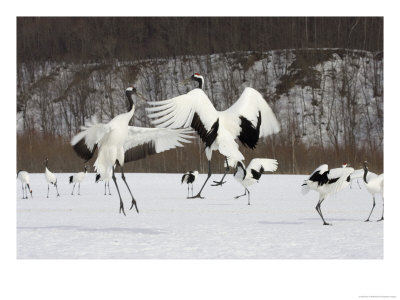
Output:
[146, 89, 219, 145]
[308, 164, 329, 179]
[247, 158, 278, 173]
[328, 167, 354, 180]
[71, 119, 111, 162]
[222, 87, 280, 148]
[123, 126, 193, 163]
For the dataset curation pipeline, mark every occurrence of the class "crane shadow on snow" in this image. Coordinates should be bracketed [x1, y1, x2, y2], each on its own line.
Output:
[18, 226, 166, 235]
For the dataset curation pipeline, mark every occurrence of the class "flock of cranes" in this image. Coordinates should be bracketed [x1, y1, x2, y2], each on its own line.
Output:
[17, 73, 384, 225]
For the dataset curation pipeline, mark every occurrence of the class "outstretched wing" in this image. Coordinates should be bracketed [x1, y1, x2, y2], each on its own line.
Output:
[71, 119, 111, 162]
[247, 158, 278, 173]
[222, 87, 280, 148]
[308, 164, 329, 179]
[123, 126, 193, 163]
[146, 89, 219, 145]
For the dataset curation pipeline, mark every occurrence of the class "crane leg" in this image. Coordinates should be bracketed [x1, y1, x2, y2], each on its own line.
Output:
[21, 184, 25, 199]
[191, 184, 194, 197]
[47, 184, 50, 198]
[71, 183, 76, 195]
[119, 166, 139, 213]
[188, 160, 211, 199]
[365, 196, 376, 222]
[24, 185, 29, 199]
[111, 166, 126, 216]
[78, 183, 80, 195]
[377, 197, 384, 222]
[316, 196, 331, 226]
[108, 182, 111, 195]
[212, 157, 230, 186]
[55, 183, 60, 197]
[234, 189, 247, 199]
[187, 184, 189, 198]
[104, 182, 107, 195]
[247, 189, 251, 205]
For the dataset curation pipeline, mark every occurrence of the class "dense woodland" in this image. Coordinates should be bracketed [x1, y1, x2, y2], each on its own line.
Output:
[16, 17, 384, 174]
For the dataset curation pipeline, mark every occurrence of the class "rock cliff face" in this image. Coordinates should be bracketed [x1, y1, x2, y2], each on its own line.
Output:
[17, 48, 383, 151]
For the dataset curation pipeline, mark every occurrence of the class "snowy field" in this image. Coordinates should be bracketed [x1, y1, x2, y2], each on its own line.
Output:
[17, 173, 383, 259]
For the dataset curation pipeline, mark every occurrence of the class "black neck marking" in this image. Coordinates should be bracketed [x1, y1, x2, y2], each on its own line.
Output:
[363, 167, 369, 184]
[125, 89, 135, 112]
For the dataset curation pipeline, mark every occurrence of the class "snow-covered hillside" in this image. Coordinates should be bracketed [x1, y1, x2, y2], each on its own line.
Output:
[17, 173, 383, 259]
[17, 49, 383, 150]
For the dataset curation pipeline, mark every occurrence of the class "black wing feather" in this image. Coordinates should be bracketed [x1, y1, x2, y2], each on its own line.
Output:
[191, 112, 219, 148]
[72, 138, 97, 162]
[238, 111, 261, 149]
[124, 142, 157, 163]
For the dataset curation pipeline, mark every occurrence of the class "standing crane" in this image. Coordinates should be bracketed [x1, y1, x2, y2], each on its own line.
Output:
[44, 158, 60, 198]
[69, 165, 88, 195]
[17, 170, 32, 199]
[302, 164, 354, 225]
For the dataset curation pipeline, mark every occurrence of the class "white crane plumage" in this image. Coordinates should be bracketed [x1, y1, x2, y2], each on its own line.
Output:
[17, 170, 32, 199]
[146, 73, 280, 199]
[349, 161, 384, 222]
[302, 164, 354, 225]
[233, 158, 278, 205]
[69, 166, 88, 195]
[44, 158, 60, 198]
[71, 87, 193, 215]
[181, 170, 199, 198]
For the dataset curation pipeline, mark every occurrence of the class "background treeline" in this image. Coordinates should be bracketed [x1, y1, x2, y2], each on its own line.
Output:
[17, 17, 383, 63]
[16, 17, 383, 175]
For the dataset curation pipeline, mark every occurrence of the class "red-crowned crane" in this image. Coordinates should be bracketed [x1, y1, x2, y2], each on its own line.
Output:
[233, 158, 278, 205]
[71, 87, 193, 215]
[350, 161, 384, 222]
[69, 166, 88, 195]
[302, 164, 354, 225]
[181, 170, 199, 198]
[146, 73, 280, 199]
[44, 158, 60, 198]
[17, 170, 32, 199]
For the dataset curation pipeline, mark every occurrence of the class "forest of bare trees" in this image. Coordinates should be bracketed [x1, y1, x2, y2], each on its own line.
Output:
[16, 17, 383, 174]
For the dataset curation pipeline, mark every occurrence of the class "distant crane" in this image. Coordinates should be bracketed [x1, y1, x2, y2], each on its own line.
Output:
[44, 158, 60, 198]
[147, 73, 280, 199]
[350, 161, 384, 222]
[71, 87, 193, 215]
[17, 170, 32, 199]
[69, 166, 88, 195]
[233, 158, 278, 205]
[181, 170, 199, 198]
[302, 164, 354, 225]
[95, 171, 112, 195]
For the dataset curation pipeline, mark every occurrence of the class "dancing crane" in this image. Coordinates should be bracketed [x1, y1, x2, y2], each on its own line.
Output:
[71, 87, 192, 215]
[147, 73, 280, 199]
[233, 158, 278, 205]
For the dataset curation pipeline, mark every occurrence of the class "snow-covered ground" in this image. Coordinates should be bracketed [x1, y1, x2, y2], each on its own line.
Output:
[17, 173, 383, 259]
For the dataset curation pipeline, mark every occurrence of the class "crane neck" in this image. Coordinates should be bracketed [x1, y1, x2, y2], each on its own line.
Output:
[196, 77, 203, 89]
[125, 90, 135, 112]
[363, 167, 368, 184]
